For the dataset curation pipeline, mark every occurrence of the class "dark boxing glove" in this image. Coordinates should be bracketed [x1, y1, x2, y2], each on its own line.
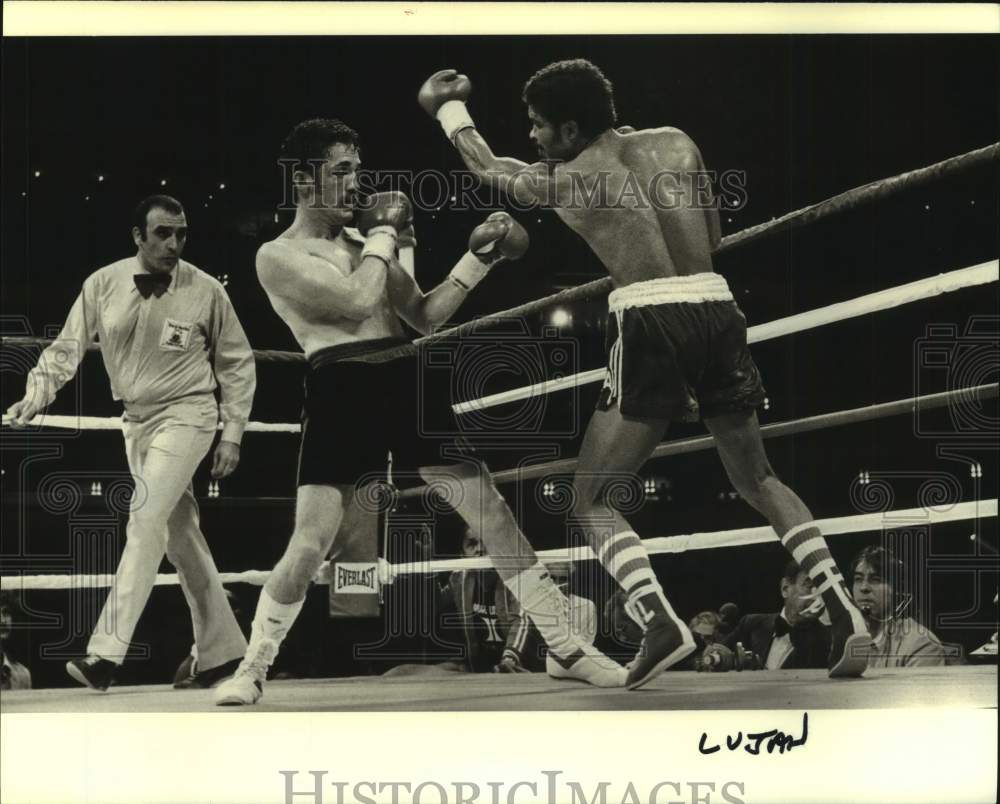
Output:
[449, 212, 529, 292]
[419, 69, 475, 142]
[355, 191, 413, 266]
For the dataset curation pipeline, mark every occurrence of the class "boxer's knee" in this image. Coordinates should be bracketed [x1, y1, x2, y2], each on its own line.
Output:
[286, 525, 334, 571]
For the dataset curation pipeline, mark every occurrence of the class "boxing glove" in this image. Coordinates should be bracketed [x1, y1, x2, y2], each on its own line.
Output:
[419, 70, 475, 141]
[356, 191, 413, 266]
[449, 212, 530, 292]
[469, 212, 529, 262]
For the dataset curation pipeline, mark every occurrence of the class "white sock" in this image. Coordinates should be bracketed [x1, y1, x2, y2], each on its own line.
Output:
[505, 563, 574, 654]
[250, 589, 305, 647]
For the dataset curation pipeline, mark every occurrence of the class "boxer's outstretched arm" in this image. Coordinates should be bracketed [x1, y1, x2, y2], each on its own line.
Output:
[452, 129, 551, 208]
[420, 71, 557, 207]
[256, 241, 387, 322]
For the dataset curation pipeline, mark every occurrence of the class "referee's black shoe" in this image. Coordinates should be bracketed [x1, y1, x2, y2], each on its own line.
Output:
[66, 655, 117, 691]
[174, 657, 242, 689]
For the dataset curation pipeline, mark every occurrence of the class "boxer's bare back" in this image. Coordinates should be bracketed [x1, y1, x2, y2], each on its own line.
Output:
[460, 126, 721, 287]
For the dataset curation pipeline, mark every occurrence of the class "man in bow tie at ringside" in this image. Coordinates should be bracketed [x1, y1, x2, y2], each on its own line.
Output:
[716, 560, 831, 671]
[5, 194, 256, 692]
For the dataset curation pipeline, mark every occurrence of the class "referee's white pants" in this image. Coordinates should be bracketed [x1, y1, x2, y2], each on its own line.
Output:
[87, 412, 247, 669]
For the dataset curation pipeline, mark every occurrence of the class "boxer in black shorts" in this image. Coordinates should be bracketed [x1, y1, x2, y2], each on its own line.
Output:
[217, 118, 627, 705]
[214, 119, 529, 705]
[421, 57, 872, 689]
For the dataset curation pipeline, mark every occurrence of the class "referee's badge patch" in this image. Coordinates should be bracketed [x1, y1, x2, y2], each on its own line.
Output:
[160, 318, 193, 351]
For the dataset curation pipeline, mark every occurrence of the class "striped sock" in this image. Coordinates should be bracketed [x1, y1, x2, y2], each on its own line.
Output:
[782, 522, 865, 631]
[597, 531, 678, 630]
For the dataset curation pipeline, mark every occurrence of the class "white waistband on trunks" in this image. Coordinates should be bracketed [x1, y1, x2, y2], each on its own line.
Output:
[607, 273, 733, 312]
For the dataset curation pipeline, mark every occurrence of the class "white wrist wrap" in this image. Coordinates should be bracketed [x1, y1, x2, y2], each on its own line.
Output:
[361, 226, 398, 266]
[448, 251, 490, 291]
[437, 100, 475, 141]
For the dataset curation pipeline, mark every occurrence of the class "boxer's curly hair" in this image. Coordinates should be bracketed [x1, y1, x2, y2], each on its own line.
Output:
[522, 59, 617, 138]
[279, 118, 359, 170]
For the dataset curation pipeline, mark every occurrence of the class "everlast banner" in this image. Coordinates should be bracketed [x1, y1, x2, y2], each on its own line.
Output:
[328, 521, 381, 618]
[334, 563, 378, 594]
[329, 557, 381, 617]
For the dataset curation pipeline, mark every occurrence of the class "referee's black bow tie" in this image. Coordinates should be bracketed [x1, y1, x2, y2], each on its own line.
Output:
[773, 617, 792, 638]
[134, 273, 172, 298]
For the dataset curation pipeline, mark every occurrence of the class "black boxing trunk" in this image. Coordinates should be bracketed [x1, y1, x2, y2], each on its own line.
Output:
[596, 273, 766, 422]
[298, 338, 464, 488]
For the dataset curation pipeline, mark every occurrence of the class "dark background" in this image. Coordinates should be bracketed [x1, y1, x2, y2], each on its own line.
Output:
[2, 35, 997, 687]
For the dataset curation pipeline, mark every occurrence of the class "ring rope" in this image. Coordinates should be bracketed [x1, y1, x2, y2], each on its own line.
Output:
[3, 499, 994, 590]
[5, 378, 993, 450]
[458, 383, 998, 488]
[0, 415, 300, 432]
[720, 142, 998, 250]
[454, 260, 997, 413]
[391, 498, 996, 575]
[4, 261, 995, 433]
[3, 144, 995, 364]
[4, 384, 992, 505]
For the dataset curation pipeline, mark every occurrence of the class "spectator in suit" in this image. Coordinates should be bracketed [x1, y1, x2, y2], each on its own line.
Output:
[1, 593, 32, 691]
[721, 560, 830, 670]
[382, 528, 542, 676]
[716, 602, 741, 637]
[850, 545, 950, 668]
